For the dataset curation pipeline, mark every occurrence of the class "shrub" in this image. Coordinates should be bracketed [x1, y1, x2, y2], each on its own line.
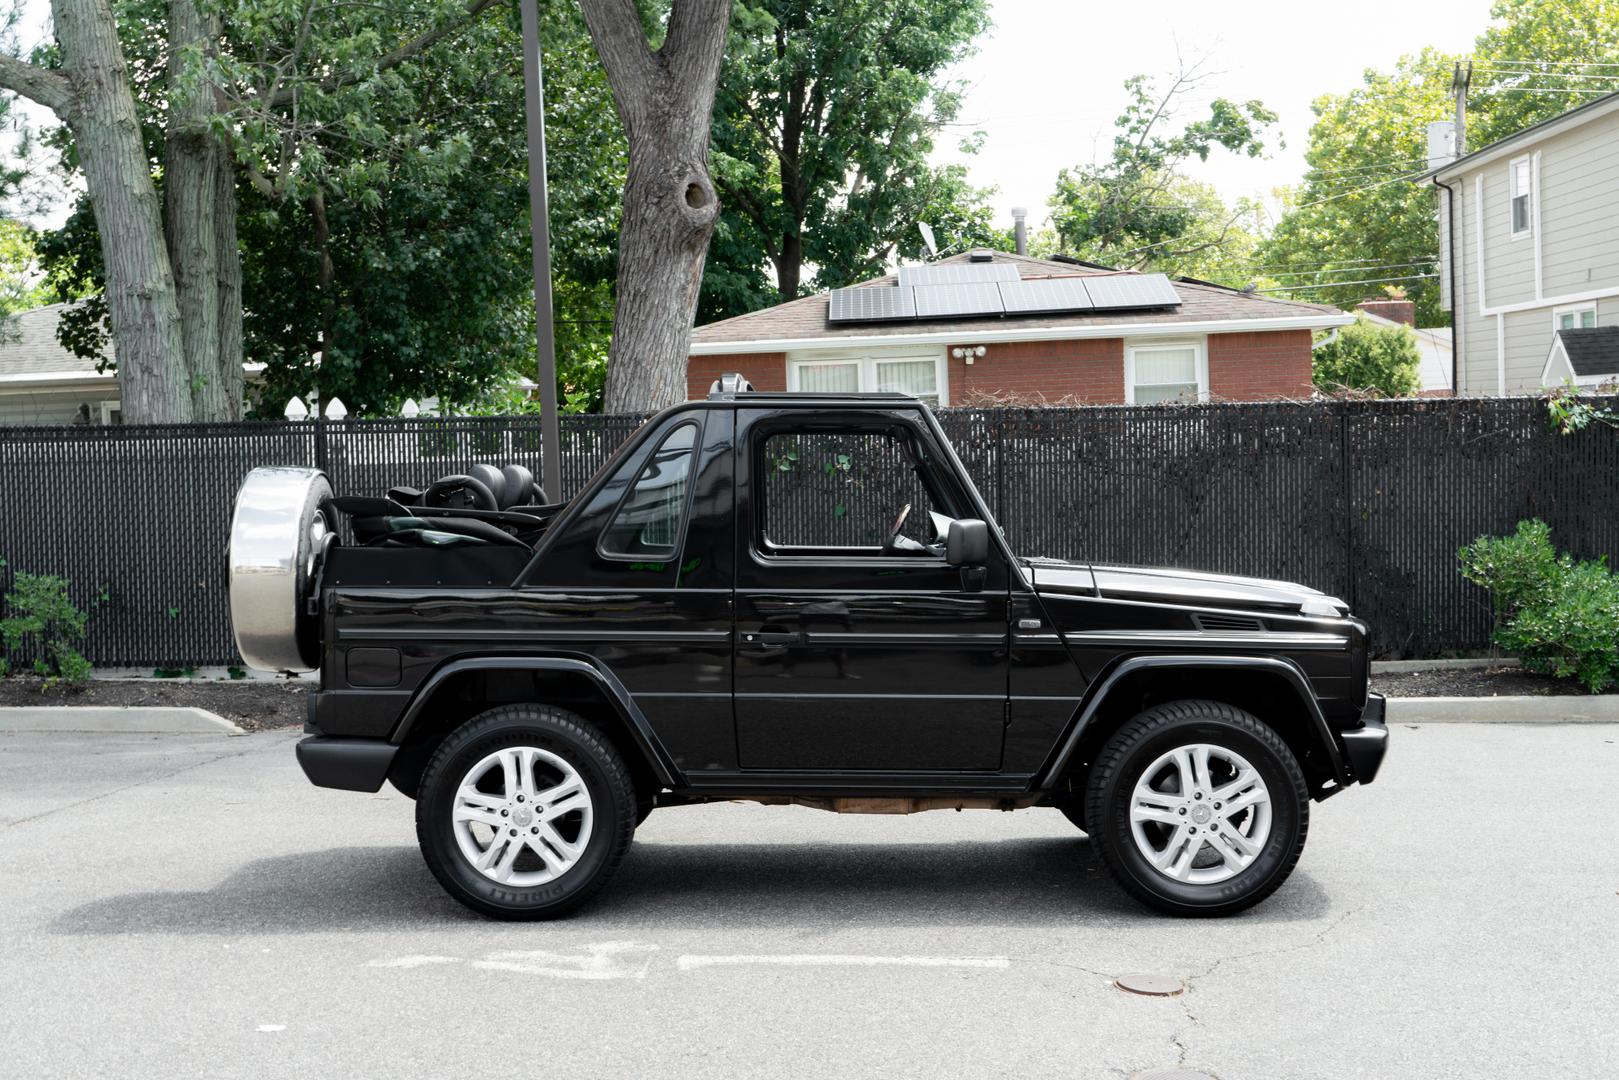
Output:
[1312, 315, 1422, 397]
[0, 572, 94, 688]
[1460, 520, 1619, 694]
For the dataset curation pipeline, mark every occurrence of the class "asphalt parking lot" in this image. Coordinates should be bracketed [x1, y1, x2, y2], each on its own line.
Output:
[1, 722, 1616, 1080]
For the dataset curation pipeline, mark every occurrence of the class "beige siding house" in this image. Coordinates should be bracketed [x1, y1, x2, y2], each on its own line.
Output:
[1424, 92, 1619, 394]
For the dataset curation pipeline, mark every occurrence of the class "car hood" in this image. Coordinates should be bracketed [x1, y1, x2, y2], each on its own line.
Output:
[1023, 558, 1348, 617]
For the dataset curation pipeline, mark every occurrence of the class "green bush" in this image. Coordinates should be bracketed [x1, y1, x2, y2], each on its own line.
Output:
[1312, 315, 1422, 397]
[1459, 520, 1619, 693]
[0, 572, 94, 688]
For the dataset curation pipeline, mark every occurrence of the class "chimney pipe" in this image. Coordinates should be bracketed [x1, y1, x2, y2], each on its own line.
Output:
[1011, 207, 1027, 256]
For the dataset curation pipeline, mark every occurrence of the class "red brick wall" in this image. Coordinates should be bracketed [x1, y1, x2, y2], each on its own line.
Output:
[1206, 330, 1314, 401]
[948, 339, 1125, 405]
[688, 330, 1315, 404]
[686, 352, 786, 399]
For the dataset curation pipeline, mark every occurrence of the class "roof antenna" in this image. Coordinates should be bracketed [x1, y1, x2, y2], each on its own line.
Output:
[918, 221, 938, 259]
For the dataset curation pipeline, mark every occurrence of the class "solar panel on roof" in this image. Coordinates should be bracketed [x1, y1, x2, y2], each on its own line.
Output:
[898, 263, 1021, 289]
[997, 277, 1096, 314]
[1081, 273, 1181, 310]
[828, 286, 916, 323]
[911, 281, 1006, 319]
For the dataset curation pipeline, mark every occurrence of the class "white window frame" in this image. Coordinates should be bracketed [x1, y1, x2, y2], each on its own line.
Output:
[787, 347, 949, 405]
[1509, 155, 1533, 240]
[1124, 339, 1208, 405]
[98, 400, 122, 426]
[1553, 303, 1597, 333]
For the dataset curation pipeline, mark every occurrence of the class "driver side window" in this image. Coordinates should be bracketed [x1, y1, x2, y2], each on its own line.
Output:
[759, 429, 940, 554]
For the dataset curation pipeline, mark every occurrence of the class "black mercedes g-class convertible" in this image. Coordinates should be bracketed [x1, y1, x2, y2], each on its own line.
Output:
[228, 380, 1386, 919]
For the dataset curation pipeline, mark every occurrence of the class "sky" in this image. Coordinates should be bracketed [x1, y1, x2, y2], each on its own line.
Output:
[931, 0, 1496, 238]
[8, 0, 1497, 234]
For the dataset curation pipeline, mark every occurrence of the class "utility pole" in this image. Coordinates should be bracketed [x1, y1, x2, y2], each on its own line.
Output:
[520, 0, 563, 502]
[1452, 60, 1472, 157]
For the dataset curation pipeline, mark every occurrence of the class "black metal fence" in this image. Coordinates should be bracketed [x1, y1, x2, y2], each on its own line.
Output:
[1, 396, 1614, 666]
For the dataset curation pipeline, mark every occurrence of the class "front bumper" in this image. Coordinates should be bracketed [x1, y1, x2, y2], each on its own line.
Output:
[296, 736, 397, 792]
[1340, 692, 1389, 785]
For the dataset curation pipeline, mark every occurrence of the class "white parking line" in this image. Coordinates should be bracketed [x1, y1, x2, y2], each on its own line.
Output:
[676, 954, 1011, 971]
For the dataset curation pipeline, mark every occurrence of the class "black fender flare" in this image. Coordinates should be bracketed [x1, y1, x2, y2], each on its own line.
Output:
[1038, 654, 1350, 791]
[389, 655, 681, 788]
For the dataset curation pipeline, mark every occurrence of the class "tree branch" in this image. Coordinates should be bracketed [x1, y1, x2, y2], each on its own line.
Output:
[0, 53, 73, 116]
[578, 0, 659, 122]
[267, 0, 502, 108]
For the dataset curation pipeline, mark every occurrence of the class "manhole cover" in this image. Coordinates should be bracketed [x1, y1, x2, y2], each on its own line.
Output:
[1114, 973, 1184, 997]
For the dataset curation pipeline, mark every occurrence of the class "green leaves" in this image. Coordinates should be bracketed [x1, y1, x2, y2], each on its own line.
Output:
[1312, 315, 1422, 396]
[0, 572, 94, 688]
[701, 0, 996, 315]
[1459, 519, 1619, 693]
[1046, 70, 1273, 280]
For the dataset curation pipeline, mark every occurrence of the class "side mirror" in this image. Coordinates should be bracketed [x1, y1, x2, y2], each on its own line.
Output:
[946, 518, 990, 567]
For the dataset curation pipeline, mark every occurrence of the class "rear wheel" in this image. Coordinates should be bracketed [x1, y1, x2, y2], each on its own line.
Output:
[1084, 700, 1308, 916]
[416, 704, 635, 919]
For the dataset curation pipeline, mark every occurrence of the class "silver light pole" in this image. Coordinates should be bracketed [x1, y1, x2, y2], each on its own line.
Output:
[520, 0, 563, 502]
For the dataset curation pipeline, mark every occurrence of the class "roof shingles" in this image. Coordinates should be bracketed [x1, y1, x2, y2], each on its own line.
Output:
[691, 251, 1343, 348]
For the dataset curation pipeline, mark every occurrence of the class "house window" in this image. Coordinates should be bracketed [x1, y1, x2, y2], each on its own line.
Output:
[1555, 305, 1597, 332]
[1127, 342, 1206, 404]
[99, 401, 123, 426]
[1509, 157, 1533, 237]
[788, 351, 946, 406]
[794, 359, 860, 394]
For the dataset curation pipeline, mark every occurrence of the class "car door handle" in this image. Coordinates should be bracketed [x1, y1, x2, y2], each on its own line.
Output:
[741, 630, 802, 648]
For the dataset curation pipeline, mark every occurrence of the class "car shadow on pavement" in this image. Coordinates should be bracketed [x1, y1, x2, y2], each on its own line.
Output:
[52, 835, 1329, 935]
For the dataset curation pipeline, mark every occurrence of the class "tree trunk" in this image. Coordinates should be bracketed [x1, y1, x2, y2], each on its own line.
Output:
[580, 0, 730, 415]
[164, 0, 242, 421]
[52, 0, 189, 423]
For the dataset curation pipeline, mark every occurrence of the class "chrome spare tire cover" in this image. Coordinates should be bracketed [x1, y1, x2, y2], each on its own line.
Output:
[229, 466, 332, 672]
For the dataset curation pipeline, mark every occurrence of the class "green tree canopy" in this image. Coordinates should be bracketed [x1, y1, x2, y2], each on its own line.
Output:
[1312, 314, 1422, 396]
[1044, 67, 1275, 283]
[701, 0, 1000, 319]
[34, 0, 623, 416]
[1259, 0, 1619, 324]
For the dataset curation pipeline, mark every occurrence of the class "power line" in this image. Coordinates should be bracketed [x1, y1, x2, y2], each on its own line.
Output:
[1303, 156, 1429, 178]
[1472, 67, 1619, 82]
[1474, 57, 1619, 70]
[1290, 171, 1426, 210]
[1242, 260, 1439, 280]
[1256, 273, 1438, 293]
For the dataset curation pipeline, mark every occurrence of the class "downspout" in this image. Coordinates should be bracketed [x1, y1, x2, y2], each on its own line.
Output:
[1432, 176, 1461, 396]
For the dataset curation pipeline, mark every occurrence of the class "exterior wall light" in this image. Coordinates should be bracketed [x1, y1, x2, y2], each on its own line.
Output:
[951, 345, 988, 365]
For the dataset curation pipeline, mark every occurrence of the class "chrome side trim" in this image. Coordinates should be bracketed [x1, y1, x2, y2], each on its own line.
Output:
[1062, 630, 1349, 650]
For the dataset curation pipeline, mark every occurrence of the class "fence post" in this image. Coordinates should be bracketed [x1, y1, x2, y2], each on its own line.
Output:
[313, 413, 328, 473]
[994, 414, 1006, 530]
[1339, 404, 1355, 610]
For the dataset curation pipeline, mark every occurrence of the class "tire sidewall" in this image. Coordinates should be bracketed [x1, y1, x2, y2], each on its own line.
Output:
[1100, 715, 1304, 912]
[418, 709, 630, 917]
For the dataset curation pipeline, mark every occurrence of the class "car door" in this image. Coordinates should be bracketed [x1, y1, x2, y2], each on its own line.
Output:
[731, 406, 1010, 772]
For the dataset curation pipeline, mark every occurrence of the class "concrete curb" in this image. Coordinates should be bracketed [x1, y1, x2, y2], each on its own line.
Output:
[1387, 695, 1619, 724]
[1372, 657, 1517, 675]
[0, 707, 245, 736]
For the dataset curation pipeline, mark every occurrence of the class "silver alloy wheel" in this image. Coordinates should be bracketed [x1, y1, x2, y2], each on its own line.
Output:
[451, 746, 594, 886]
[1128, 742, 1272, 885]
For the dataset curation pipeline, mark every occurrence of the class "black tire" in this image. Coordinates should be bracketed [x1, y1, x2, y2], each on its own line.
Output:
[1084, 699, 1309, 917]
[416, 703, 636, 920]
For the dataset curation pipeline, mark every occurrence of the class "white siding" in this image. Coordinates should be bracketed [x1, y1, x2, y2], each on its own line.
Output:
[1447, 102, 1619, 394]
[0, 389, 105, 426]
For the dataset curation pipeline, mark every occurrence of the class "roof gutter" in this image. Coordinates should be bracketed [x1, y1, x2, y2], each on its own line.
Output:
[1417, 90, 1619, 183]
[688, 313, 1353, 356]
[1432, 174, 1461, 395]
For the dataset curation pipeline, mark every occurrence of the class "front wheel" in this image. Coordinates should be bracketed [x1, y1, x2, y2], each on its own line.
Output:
[1085, 700, 1308, 916]
[415, 704, 636, 920]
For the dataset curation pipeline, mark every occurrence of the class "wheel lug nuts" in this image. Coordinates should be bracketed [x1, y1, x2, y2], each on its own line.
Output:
[509, 829, 517, 836]
[1214, 802, 1222, 810]
[500, 809, 509, 817]
[1194, 792, 1203, 800]
[1177, 807, 1187, 815]
[531, 827, 539, 834]
[516, 795, 525, 803]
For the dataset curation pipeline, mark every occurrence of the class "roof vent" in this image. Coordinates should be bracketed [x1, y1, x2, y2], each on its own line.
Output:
[708, 372, 755, 397]
[967, 248, 995, 262]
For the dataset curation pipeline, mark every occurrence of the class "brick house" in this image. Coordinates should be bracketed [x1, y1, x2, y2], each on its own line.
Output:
[687, 251, 1351, 405]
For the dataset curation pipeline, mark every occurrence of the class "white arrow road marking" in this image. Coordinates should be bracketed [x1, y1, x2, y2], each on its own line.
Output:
[366, 955, 462, 969]
[676, 954, 1010, 970]
[471, 941, 660, 979]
